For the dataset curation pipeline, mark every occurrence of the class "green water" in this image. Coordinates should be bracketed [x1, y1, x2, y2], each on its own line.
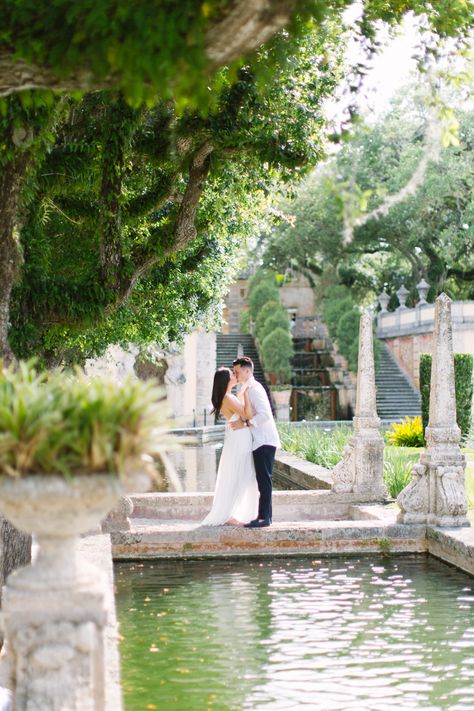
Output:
[115, 556, 474, 710]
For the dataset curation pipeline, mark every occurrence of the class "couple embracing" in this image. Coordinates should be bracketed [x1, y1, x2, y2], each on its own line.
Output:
[202, 356, 280, 528]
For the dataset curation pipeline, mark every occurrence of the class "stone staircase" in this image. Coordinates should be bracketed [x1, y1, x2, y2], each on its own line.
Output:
[375, 342, 421, 421]
[215, 333, 271, 402]
[216, 333, 264, 378]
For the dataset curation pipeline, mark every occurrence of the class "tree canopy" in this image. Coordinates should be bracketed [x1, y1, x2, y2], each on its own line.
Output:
[263, 88, 474, 307]
[1, 0, 473, 364]
[7, 24, 342, 364]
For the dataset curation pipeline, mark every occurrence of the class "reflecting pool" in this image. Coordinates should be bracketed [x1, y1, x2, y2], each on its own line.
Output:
[115, 556, 474, 710]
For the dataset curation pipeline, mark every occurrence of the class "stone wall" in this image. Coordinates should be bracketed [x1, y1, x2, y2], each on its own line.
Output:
[84, 330, 216, 427]
[279, 274, 315, 317]
[378, 299, 474, 390]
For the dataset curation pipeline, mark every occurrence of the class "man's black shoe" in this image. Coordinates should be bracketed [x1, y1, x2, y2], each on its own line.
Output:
[244, 518, 271, 528]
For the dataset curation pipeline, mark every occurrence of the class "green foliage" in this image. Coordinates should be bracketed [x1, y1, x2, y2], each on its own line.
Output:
[261, 327, 294, 384]
[0, 361, 168, 478]
[420, 353, 474, 441]
[258, 310, 290, 343]
[263, 93, 474, 304]
[239, 309, 251, 334]
[419, 353, 432, 438]
[319, 284, 362, 372]
[2, 0, 472, 111]
[383, 447, 419, 498]
[255, 300, 281, 335]
[336, 309, 360, 371]
[248, 282, 280, 320]
[386, 416, 424, 447]
[7, 23, 343, 363]
[277, 424, 352, 468]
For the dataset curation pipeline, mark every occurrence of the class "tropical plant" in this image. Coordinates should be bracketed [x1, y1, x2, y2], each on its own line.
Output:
[386, 416, 424, 447]
[383, 448, 418, 498]
[277, 424, 351, 468]
[0, 361, 168, 478]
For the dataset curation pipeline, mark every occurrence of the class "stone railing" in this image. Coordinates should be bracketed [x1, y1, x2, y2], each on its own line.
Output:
[376, 282, 474, 339]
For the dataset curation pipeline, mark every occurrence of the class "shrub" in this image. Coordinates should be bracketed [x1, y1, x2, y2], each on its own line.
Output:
[255, 300, 284, 336]
[383, 448, 418, 498]
[336, 308, 360, 368]
[277, 424, 352, 468]
[420, 353, 474, 441]
[386, 416, 424, 447]
[239, 308, 251, 333]
[258, 311, 290, 343]
[261, 327, 294, 384]
[248, 282, 280, 320]
[323, 296, 354, 335]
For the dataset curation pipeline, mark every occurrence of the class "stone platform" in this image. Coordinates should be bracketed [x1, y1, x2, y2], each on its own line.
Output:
[110, 493, 474, 577]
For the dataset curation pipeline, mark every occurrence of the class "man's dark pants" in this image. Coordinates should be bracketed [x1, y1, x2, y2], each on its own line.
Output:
[253, 445, 276, 521]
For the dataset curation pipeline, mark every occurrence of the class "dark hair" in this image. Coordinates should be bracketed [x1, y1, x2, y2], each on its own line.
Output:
[232, 356, 254, 371]
[211, 367, 231, 417]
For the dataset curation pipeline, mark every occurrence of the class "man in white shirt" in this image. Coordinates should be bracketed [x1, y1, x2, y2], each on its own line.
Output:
[230, 356, 280, 528]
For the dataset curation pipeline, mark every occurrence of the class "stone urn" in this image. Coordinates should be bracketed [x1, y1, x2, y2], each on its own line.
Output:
[0, 473, 125, 710]
[0, 474, 122, 588]
[271, 388, 292, 422]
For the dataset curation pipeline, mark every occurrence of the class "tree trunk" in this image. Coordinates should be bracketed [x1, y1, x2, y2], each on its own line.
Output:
[0, 516, 31, 606]
[0, 153, 32, 610]
[0, 154, 29, 365]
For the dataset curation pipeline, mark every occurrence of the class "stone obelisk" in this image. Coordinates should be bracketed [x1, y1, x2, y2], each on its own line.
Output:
[332, 311, 386, 499]
[398, 293, 469, 526]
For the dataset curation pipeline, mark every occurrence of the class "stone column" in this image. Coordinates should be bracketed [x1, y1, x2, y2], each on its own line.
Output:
[397, 293, 469, 526]
[332, 312, 386, 499]
[0, 474, 123, 710]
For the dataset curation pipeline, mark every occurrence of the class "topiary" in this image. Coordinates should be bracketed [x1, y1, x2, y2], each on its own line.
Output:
[261, 327, 294, 384]
[255, 300, 283, 335]
[248, 282, 280, 320]
[336, 308, 360, 368]
[258, 311, 290, 343]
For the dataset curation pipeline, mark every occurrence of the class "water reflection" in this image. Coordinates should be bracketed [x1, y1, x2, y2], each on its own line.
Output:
[115, 556, 474, 710]
[163, 443, 223, 492]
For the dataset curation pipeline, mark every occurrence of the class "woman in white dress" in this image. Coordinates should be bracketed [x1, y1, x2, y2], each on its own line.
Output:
[201, 367, 258, 526]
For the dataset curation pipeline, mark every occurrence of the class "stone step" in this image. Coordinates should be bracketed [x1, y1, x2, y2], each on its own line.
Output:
[375, 342, 421, 420]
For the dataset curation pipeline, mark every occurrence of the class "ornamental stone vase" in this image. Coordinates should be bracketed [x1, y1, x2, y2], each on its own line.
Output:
[0, 473, 125, 711]
[271, 388, 292, 422]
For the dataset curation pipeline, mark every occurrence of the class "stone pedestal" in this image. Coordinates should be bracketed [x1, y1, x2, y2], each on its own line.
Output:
[271, 389, 291, 422]
[398, 294, 469, 527]
[101, 496, 133, 533]
[332, 312, 386, 499]
[0, 474, 123, 710]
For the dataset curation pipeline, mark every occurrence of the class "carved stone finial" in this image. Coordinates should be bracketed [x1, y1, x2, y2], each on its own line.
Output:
[332, 311, 386, 499]
[397, 293, 469, 527]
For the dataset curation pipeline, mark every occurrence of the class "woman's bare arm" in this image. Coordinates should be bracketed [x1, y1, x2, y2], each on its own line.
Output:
[223, 393, 246, 417]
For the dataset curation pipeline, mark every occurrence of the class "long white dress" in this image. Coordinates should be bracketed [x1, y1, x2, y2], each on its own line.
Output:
[201, 414, 258, 525]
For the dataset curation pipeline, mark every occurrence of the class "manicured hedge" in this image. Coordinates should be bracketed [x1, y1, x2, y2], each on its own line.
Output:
[261, 327, 294, 384]
[420, 352, 473, 441]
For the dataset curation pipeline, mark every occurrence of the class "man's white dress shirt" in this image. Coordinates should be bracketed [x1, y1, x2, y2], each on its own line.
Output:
[247, 378, 281, 451]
